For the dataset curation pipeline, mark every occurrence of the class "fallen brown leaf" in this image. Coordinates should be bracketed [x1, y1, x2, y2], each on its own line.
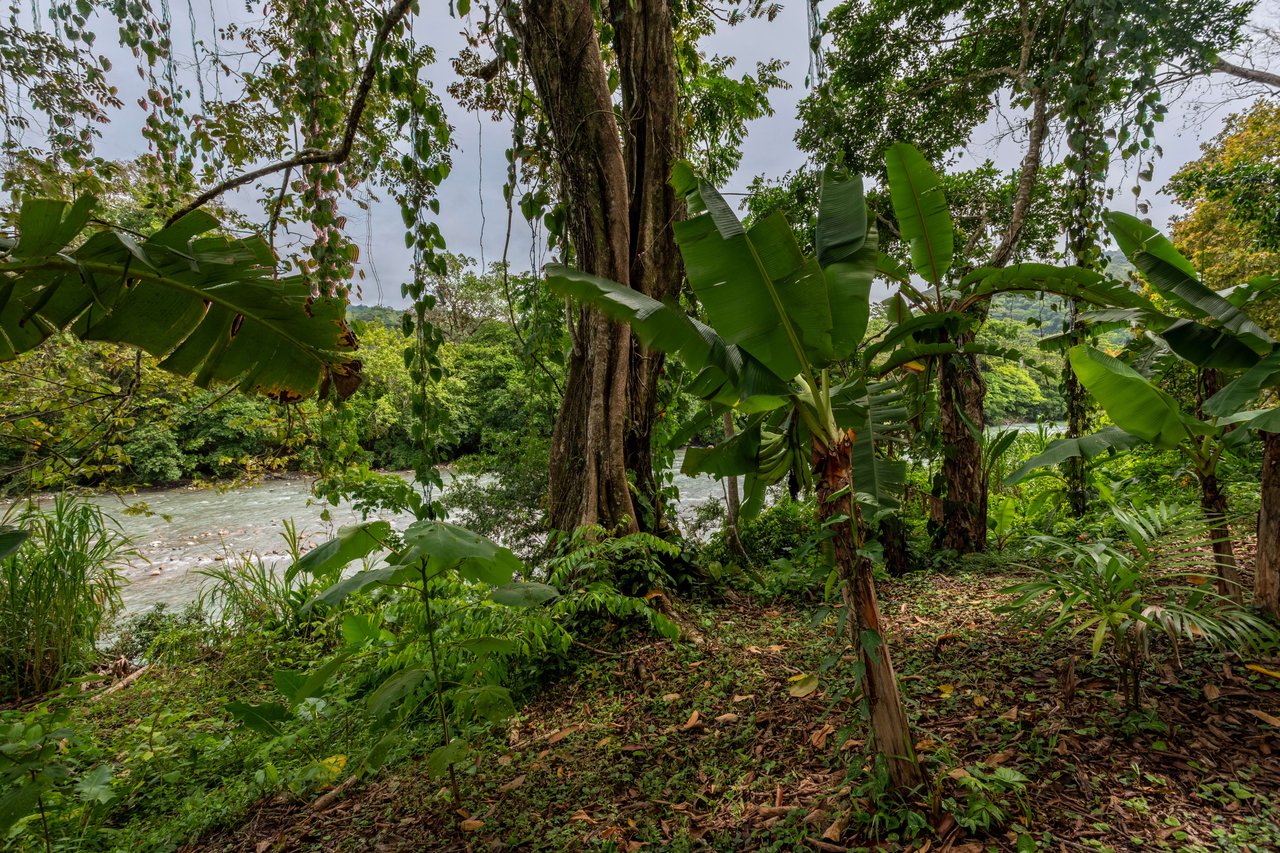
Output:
[460, 819, 484, 831]
[548, 724, 579, 745]
[1247, 708, 1280, 727]
[679, 710, 702, 731]
[1204, 683, 1221, 701]
[497, 774, 526, 793]
[715, 712, 740, 724]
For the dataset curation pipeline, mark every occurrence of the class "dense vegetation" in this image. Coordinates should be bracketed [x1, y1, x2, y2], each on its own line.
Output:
[2, 1, 1280, 851]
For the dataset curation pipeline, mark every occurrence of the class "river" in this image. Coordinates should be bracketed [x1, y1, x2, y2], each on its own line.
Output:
[10, 451, 727, 614]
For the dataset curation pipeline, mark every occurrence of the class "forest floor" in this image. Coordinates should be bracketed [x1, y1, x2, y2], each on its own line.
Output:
[190, 562, 1280, 853]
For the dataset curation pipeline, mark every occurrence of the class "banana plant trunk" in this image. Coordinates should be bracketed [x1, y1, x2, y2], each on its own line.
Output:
[937, 346, 988, 553]
[721, 411, 747, 561]
[1197, 468, 1244, 604]
[813, 431, 922, 790]
[1258, 430, 1280, 618]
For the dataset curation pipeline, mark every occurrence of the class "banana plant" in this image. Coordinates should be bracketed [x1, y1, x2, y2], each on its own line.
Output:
[1065, 212, 1280, 613]
[1011, 343, 1255, 601]
[869, 144, 1149, 553]
[0, 196, 360, 400]
[548, 163, 923, 789]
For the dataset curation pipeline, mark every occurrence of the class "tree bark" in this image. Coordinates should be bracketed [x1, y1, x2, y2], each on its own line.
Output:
[1257, 431, 1280, 618]
[814, 431, 921, 791]
[1198, 469, 1244, 604]
[614, 0, 684, 532]
[936, 343, 988, 553]
[516, 0, 681, 533]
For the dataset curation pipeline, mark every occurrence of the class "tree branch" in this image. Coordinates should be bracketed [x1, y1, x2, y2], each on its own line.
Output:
[990, 86, 1048, 269]
[1212, 57, 1280, 89]
[165, 0, 416, 226]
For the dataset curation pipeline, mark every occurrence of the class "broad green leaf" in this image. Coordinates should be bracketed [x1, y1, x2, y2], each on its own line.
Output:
[273, 669, 306, 704]
[426, 737, 470, 778]
[960, 263, 1149, 310]
[1005, 426, 1146, 484]
[308, 566, 399, 610]
[74, 764, 115, 805]
[490, 581, 559, 607]
[0, 527, 27, 561]
[1204, 349, 1280, 418]
[341, 613, 385, 647]
[458, 637, 518, 656]
[399, 521, 522, 585]
[0, 780, 46, 834]
[367, 667, 427, 719]
[285, 521, 390, 583]
[682, 421, 763, 477]
[1134, 252, 1272, 351]
[885, 142, 952, 286]
[1069, 346, 1199, 449]
[815, 169, 866, 266]
[1, 198, 360, 399]
[1160, 319, 1264, 370]
[455, 684, 516, 723]
[226, 701, 292, 737]
[674, 209, 812, 380]
[1104, 211, 1199, 278]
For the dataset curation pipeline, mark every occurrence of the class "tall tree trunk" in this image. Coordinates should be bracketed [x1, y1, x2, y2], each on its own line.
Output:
[1258, 430, 1280, 618]
[1198, 469, 1244, 604]
[614, 0, 684, 532]
[516, 0, 680, 533]
[814, 431, 922, 790]
[937, 345, 988, 553]
[1063, 302, 1089, 517]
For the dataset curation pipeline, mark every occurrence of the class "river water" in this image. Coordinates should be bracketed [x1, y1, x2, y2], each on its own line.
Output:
[11, 451, 726, 614]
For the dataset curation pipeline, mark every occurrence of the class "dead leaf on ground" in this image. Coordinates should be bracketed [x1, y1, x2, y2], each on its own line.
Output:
[568, 810, 597, 824]
[733, 694, 755, 703]
[809, 722, 836, 750]
[661, 693, 681, 702]
[1247, 708, 1280, 727]
[460, 819, 484, 831]
[1204, 683, 1221, 701]
[998, 707, 1018, 721]
[679, 710, 702, 731]
[715, 712, 740, 724]
[497, 774, 526, 793]
[548, 724, 579, 745]
[822, 812, 847, 841]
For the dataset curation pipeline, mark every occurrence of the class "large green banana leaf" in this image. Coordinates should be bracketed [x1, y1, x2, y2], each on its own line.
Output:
[1004, 425, 1145, 485]
[1068, 345, 1207, 449]
[1203, 349, 1280, 418]
[0, 196, 359, 400]
[1104, 211, 1273, 352]
[884, 142, 953, 288]
[959, 263, 1150, 311]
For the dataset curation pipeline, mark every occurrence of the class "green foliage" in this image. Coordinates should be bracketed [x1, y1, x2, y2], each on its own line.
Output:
[0, 497, 131, 701]
[999, 503, 1277, 707]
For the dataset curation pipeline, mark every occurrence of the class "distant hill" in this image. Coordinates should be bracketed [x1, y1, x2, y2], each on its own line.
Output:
[348, 304, 404, 329]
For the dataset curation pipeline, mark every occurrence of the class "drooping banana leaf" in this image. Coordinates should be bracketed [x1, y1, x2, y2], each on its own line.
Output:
[1005, 425, 1145, 485]
[884, 142, 953, 287]
[0, 196, 359, 400]
[1203, 349, 1280, 418]
[959, 263, 1149, 311]
[815, 169, 875, 359]
[1068, 345, 1207, 449]
[1105, 211, 1273, 351]
[1159, 318, 1265, 370]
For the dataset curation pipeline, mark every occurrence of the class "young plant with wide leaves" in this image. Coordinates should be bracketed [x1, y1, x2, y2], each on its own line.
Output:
[868, 143, 1148, 553]
[548, 163, 923, 789]
[0, 196, 360, 401]
[1011, 212, 1280, 606]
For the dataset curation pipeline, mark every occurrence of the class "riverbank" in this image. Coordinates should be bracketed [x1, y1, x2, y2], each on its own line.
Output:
[31, 563, 1280, 852]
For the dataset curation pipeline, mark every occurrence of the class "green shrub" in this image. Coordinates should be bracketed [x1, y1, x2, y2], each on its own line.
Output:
[0, 497, 131, 700]
[122, 422, 186, 483]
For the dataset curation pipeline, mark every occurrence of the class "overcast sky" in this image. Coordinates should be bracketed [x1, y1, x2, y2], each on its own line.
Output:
[76, 1, 1277, 307]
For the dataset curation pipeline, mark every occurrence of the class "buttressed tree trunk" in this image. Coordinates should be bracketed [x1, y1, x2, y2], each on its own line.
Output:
[813, 431, 922, 790]
[1258, 430, 1280, 618]
[1197, 469, 1244, 604]
[516, 0, 681, 533]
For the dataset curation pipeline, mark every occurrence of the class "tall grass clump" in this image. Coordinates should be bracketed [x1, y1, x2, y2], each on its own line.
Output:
[0, 496, 131, 700]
